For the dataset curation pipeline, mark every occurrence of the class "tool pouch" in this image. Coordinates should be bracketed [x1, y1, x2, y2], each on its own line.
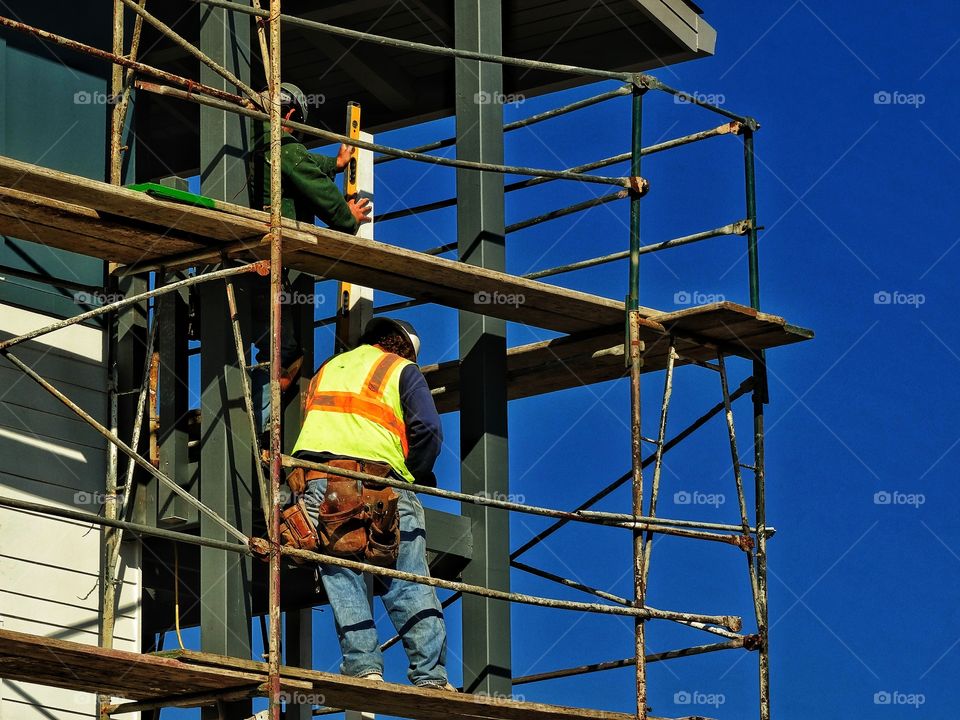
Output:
[317, 477, 367, 557]
[362, 481, 400, 567]
[278, 500, 319, 565]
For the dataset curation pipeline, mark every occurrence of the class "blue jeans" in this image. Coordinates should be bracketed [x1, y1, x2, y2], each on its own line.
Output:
[302, 476, 448, 686]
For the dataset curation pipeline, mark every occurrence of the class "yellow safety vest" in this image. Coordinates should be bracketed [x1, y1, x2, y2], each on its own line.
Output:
[292, 344, 415, 483]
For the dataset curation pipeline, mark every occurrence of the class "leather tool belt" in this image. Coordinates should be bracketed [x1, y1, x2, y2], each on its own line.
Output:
[284, 459, 401, 567]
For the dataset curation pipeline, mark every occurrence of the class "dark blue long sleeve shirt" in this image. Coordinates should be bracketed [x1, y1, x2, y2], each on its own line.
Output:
[398, 364, 443, 486]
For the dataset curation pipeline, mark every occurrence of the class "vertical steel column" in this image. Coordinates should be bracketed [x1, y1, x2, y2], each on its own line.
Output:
[454, 0, 511, 697]
[157, 177, 195, 528]
[199, 4, 254, 719]
[198, 282, 254, 720]
[157, 273, 195, 526]
[266, 2, 283, 718]
[744, 126, 770, 720]
[627, 80, 647, 720]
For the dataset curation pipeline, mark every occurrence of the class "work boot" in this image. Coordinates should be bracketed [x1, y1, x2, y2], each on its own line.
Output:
[416, 681, 459, 692]
[357, 672, 384, 682]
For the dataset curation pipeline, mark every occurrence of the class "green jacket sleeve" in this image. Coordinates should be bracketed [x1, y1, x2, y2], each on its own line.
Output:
[281, 142, 359, 234]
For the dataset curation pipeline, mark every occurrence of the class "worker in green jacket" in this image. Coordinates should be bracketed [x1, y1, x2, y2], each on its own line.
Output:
[247, 82, 371, 431]
[250, 83, 371, 230]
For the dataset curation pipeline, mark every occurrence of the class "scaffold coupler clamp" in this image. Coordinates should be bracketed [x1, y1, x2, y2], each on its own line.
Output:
[627, 176, 649, 198]
[741, 115, 762, 133]
[630, 72, 652, 94]
[248, 535, 272, 562]
[248, 259, 271, 276]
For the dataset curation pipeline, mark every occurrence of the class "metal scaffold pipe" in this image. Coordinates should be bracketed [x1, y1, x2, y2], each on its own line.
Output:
[266, 0, 284, 716]
[0, 494, 248, 553]
[133, 81, 640, 188]
[375, 85, 633, 165]
[0, 262, 268, 351]
[743, 126, 772, 720]
[377, 122, 742, 225]
[224, 278, 271, 527]
[512, 638, 751, 686]
[638, 74, 756, 127]
[0, 493, 741, 631]
[280, 454, 761, 536]
[627, 81, 647, 720]
[270, 541, 742, 630]
[524, 219, 752, 280]
[0, 15, 247, 107]
[641, 341, 677, 588]
[422, 191, 629, 255]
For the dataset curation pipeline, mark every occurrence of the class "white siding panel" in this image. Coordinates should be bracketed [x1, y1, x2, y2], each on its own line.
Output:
[0, 582, 139, 642]
[0, 303, 140, 720]
[0, 493, 142, 581]
[3, 682, 96, 719]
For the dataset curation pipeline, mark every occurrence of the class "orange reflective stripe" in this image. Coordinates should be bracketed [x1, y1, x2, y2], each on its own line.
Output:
[308, 391, 409, 456]
[362, 353, 406, 397]
[305, 358, 331, 401]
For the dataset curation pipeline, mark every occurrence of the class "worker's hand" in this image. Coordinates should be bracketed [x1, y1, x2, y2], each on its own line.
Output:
[335, 143, 354, 172]
[286, 467, 306, 496]
[348, 197, 372, 225]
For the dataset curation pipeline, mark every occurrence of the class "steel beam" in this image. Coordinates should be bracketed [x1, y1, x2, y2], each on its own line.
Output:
[454, 0, 511, 698]
[199, 5, 254, 718]
[157, 179, 197, 528]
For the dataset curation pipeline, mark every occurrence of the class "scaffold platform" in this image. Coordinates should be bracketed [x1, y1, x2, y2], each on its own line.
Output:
[0, 153, 811, 407]
[0, 628, 691, 720]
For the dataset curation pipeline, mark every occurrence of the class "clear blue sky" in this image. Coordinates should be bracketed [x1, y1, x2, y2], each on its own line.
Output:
[175, 2, 960, 717]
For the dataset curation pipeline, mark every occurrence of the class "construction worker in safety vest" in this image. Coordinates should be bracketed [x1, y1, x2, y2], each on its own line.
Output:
[285, 317, 454, 690]
[247, 82, 372, 432]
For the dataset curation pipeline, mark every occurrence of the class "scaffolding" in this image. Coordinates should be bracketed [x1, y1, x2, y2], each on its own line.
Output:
[0, 3, 812, 720]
